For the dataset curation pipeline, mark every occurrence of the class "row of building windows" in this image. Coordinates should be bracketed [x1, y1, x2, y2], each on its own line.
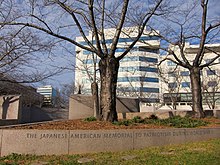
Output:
[168, 70, 216, 77]
[168, 71, 189, 77]
[164, 92, 220, 104]
[118, 66, 158, 73]
[82, 87, 159, 94]
[117, 87, 159, 93]
[118, 77, 159, 83]
[168, 80, 217, 89]
[168, 82, 190, 88]
[83, 47, 159, 55]
[121, 56, 158, 63]
[79, 36, 160, 46]
[82, 56, 158, 64]
[83, 76, 159, 84]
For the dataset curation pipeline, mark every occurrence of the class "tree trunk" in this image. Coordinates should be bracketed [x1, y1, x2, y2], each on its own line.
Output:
[99, 57, 119, 122]
[190, 67, 205, 118]
[91, 82, 100, 119]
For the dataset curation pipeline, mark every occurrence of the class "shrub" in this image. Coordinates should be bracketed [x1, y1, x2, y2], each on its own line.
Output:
[160, 116, 209, 128]
[84, 116, 97, 122]
[148, 114, 158, 120]
[0, 153, 38, 161]
[132, 116, 144, 123]
[112, 116, 209, 128]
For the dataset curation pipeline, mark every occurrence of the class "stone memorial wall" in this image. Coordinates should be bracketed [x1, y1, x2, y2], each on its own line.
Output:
[0, 95, 20, 120]
[0, 128, 219, 156]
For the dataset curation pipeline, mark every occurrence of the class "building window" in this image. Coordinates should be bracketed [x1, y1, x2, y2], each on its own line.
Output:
[117, 77, 139, 82]
[82, 59, 99, 64]
[141, 87, 159, 93]
[140, 77, 159, 83]
[207, 70, 216, 75]
[121, 56, 158, 63]
[139, 66, 158, 73]
[119, 66, 139, 72]
[79, 36, 159, 46]
[167, 61, 176, 66]
[117, 87, 159, 93]
[121, 56, 139, 62]
[139, 56, 158, 63]
[208, 81, 217, 87]
[168, 82, 177, 88]
[168, 72, 176, 77]
[180, 71, 189, 76]
[205, 59, 212, 63]
[138, 47, 159, 53]
[83, 50, 92, 55]
[181, 82, 190, 88]
[117, 77, 159, 83]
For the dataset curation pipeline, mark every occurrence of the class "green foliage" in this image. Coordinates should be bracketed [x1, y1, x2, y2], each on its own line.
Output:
[84, 116, 97, 122]
[113, 116, 146, 126]
[132, 116, 145, 123]
[160, 116, 209, 128]
[0, 153, 38, 161]
[113, 116, 209, 128]
[113, 119, 133, 126]
[0, 153, 39, 165]
[148, 114, 158, 120]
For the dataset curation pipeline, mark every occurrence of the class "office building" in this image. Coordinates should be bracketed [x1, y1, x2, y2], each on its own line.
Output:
[75, 27, 160, 103]
[37, 85, 57, 106]
[160, 43, 220, 109]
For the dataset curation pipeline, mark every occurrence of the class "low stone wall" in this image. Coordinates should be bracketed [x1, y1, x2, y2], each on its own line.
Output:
[118, 110, 217, 120]
[0, 127, 219, 156]
[0, 120, 18, 126]
[69, 95, 139, 120]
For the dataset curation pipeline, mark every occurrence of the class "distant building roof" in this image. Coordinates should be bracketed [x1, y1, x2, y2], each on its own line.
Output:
[0, 74, 43, 105]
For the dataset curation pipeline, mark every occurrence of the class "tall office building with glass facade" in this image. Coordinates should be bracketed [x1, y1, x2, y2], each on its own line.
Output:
[75, 27, 160, 103]
[37, 85, 57, 105]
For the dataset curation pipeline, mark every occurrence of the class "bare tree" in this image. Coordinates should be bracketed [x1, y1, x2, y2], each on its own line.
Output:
[202, 69, 220, 109]
[0, 28, 64, 83]
[58, 81, 76, 108]
[0, 0, 66, 85]
[155, 0, 220, 118]
[159, 68, 181, 110]
[0, 0, 165, 121]
[159, 66, 192, 110]
[74, 51, 100, 118]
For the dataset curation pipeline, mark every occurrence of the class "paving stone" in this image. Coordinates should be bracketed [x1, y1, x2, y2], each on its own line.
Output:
[121, 155, 136, 160]
[77, 158, 94, 164]
[31, 161, 49, 165]
[160, 150, 175, 155]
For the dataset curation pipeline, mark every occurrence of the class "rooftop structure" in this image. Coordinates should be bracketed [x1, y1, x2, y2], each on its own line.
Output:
[0, 74, 43, 106]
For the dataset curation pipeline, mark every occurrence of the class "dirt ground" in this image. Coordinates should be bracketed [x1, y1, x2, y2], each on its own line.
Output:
[1, 117, 220, 130]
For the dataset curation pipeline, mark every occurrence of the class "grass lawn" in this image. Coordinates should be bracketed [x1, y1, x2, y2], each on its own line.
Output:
[0, 138, 219, 165]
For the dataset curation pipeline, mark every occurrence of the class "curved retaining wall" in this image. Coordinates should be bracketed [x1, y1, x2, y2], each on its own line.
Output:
[0, 128, 219, 156]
